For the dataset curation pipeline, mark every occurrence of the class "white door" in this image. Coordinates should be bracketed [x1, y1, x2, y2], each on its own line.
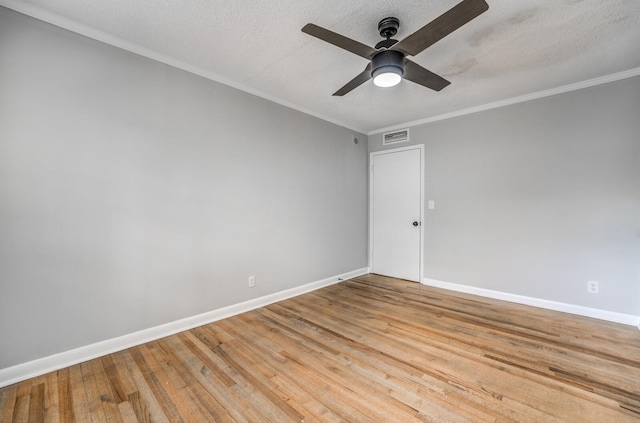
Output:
[370, 146, 423, 282]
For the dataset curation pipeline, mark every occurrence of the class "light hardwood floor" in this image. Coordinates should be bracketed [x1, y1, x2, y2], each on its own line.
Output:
[1, 274, 639, 422]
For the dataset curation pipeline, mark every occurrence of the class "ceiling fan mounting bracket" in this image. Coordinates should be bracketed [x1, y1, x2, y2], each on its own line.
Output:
[377, 17, 400, 39]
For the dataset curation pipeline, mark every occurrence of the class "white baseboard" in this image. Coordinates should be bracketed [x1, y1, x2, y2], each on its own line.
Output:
[0, 267, 369, 388]
[422, 278, 640, 327]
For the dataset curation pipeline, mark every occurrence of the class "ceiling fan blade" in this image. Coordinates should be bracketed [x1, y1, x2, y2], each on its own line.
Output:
[403, 59, 450, 91]
[333, 64, 372, 96]
[393, 0, 489, 57]
[302, 24, 377, 59]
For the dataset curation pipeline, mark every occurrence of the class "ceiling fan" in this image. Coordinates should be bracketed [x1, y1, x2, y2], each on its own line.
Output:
[301, 0, 489, 96]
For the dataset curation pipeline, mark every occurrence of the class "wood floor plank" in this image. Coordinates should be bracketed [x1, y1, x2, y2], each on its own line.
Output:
[68, 365, 89, 422]
[42, 372, 60, 423]
[88, 358, 123, 423]
[26, 383, 44, 423]
[12, 380, 35, 423]
[137, 342, 201, 422]
[0, 383, 18, 423]
[99, 355, 127, 404]
[78, 361, 110, 422]
[115, 400, 139, 423]
[2, 274, 639, 422]
[155, 337, 235, 423]
[129, 345, 185, 423]
[124, 392, 148, 423]
[111, 350, 169, 423]
[169, 333, 257, 423]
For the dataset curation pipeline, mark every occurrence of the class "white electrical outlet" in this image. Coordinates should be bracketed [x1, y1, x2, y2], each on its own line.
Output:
[587, 280, 598, 294]
[248, 276, 255, 288]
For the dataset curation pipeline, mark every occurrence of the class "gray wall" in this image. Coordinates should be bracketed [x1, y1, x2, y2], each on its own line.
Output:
[370, 77, 640, 316]
[0, 7, 368, 369]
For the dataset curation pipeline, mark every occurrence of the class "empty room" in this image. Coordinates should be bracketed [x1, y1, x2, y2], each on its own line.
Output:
[1, 0, 639, 421]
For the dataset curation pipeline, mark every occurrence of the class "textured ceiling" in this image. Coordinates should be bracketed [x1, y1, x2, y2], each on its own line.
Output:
[2, 0, 640, 133]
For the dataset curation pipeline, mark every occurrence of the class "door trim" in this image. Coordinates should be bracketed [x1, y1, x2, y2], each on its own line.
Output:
[369, 144, 424, 282]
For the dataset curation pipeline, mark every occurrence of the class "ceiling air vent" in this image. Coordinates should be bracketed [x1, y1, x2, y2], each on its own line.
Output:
[383, 129, 410, 145]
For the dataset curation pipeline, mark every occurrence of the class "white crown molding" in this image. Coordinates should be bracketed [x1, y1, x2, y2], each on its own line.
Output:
[0, 267, 369, 388]
[0, 0, 367, 135]
[369, 67, 640, 135]
[423, 278, 640, 327]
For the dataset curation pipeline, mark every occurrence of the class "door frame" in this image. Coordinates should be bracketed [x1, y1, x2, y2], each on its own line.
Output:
[369, 144, 425, 282]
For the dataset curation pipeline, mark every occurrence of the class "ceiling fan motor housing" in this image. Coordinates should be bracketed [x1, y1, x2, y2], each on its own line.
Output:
[371, 49, 405, 79]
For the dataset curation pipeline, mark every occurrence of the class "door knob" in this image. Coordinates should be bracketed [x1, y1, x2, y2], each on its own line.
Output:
[412, 221, 420, 227]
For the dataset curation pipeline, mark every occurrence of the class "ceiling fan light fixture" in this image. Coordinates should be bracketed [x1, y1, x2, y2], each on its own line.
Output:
[373, 69, 402, 87]
[371, 50, 405, 88]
